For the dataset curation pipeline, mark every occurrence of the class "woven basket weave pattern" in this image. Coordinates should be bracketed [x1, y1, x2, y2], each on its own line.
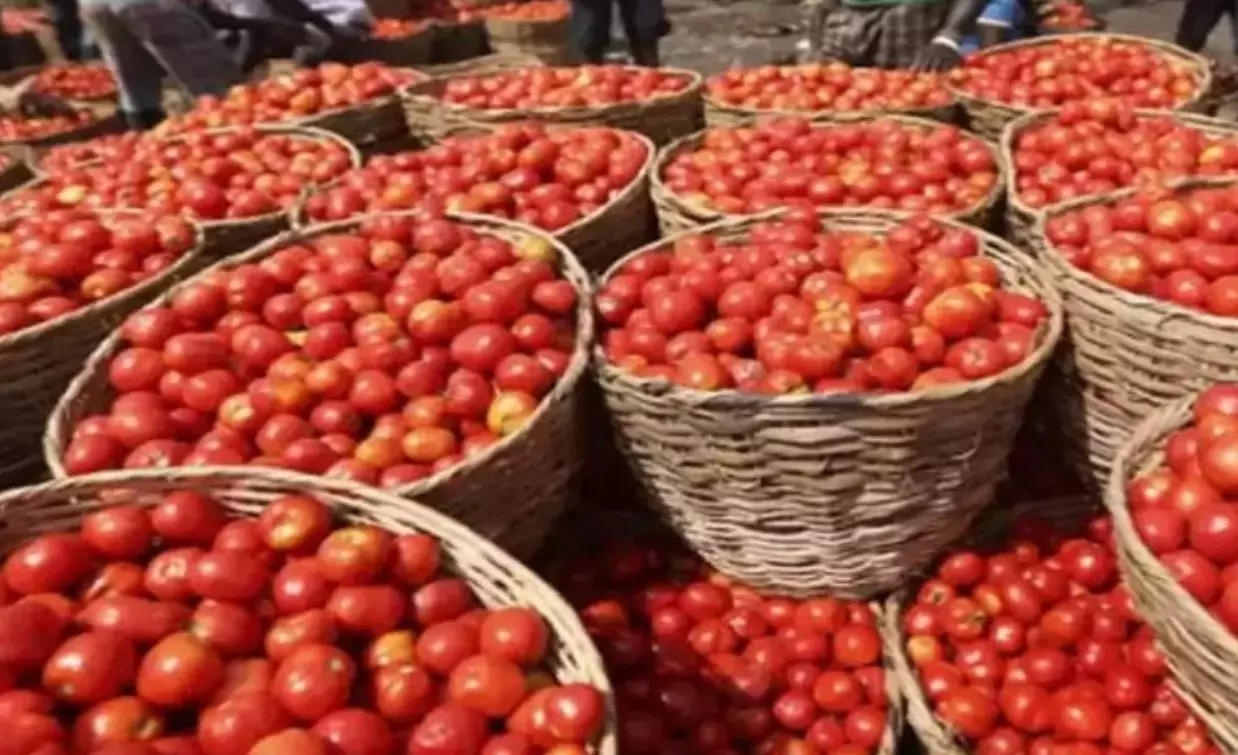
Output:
[485, 16, 576, 65]
[594, 210, 1063, 599]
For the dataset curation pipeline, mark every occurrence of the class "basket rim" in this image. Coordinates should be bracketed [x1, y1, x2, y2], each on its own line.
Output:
[0, 208, 207, 350]
[1035, 175, 1238, 333]
[0, 464, 617, 754]
[0, 106, 121, 149]
[945, 32, 1213, 115]
[415, 52, 545, 79]
[399, 64, 705, 118]
[594, 207, 1064, 410]
[654, 115, 1004, 226]
[1002, 107, 1238, 218]
[43, 209, 596, 494]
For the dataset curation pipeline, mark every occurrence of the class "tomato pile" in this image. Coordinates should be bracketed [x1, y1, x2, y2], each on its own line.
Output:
[163, 63, 421, 133]
[0, 492, 607, 755]
[905, 513, 1221, 754]
[1038, 0, 1101, 30]
[597, 214, 1049, 393]
[1012, 100, 1238, 209]
[1126, 384, 1238, 633]
[0, 210, 195, 336]
[555, 532, 890, 754]
[705, 64, 952, 114]
[435, 66, 693, 109]
[372, 18, 433, 38]
[1044, 183, 1238, 316]
[0, 129, 355, 222]
[0, 110, 101, 144]
[59, 214, 580, 483]
[36, 132, 148, 174]
[32, 63, 117, 101]
[660, 117, 998, 217]
[302, 124, 649, 231]
[948, 37, 1201, 109]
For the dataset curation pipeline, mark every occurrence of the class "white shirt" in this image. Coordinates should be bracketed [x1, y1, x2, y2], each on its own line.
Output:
[209, 0, 372, 32]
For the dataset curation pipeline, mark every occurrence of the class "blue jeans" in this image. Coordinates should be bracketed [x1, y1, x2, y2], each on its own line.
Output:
[570, 0, 665, 61]
[81, 0, 241, 113]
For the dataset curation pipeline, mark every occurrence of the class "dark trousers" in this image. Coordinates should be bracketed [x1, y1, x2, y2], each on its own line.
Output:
[46, 0, 95, 60]
[570, 0, 665, 61]
[1175, 0, 1238, 52]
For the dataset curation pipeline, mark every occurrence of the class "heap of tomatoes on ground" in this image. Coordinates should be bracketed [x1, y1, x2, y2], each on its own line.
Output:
[433, 66, 692, 110]
[1126, 384, 1238, 633]
[660, 117, 998, 218]
[59, 212, 579, 484]
[1, 129, 355, 222]
[303, 123, 648, 232]
[32, 63, 117, 101]
[552, 529, 890, 755]
[905, 512, 1221, 754]
[0, 108, 102, 144]
[705, 64, 952, 115]
[1044, 183, 1238, 317]
[0, 210, 196, 337]
[161, 63, 421, 133]
[596, 212, 1049, 394]
[949, 37, 1202, 110]
[1011, 99, 1238, 210]
[0, 491, 606, 755]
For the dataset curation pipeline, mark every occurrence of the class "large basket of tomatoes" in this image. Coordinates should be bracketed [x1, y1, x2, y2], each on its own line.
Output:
[1001, 102, 1238, 252]
[1106, 387, 1238, 750]
[400, 65, 704, 146]
[0, 208, 204, 487]
[947, 34, 1211, 141]
[1, 125, 362, 263]
[651, 115, 1004, 237]
[0, 465, 617, 755]
[885, 494, 1227, 754]
[1035, 177, 1238, 490]
[45, 209, 593, 558]
[592, 208, 1063, 599]
[483, 0, 576, 65]
[702, 64, 957, 129]
[297, 123, 656, 273]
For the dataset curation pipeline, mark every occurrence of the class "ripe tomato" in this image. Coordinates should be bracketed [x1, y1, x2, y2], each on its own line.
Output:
[135, 632, 224, 707]
[271, 643, 356, 721]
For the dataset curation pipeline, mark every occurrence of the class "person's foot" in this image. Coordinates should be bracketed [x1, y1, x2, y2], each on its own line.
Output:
[123, 109, 166, 131]
[630, 41, 660, 67]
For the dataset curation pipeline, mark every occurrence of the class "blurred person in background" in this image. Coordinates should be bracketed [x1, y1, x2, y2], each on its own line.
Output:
[1173, 0, 1238, 55]
[46, 0, 97, 60]
[571, 0, 670, 66]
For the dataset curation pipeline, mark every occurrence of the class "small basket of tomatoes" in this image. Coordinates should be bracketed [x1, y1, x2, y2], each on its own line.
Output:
[885, 494, 1228, 754]
[1036, 177, 1238, 489]
[702, 64, 957, 130]
[45, 208, 593, 559]
[1106, 386, 1238, 751]
[947, 34, 1211, 141]
[0, 208, 204, 487]
[482, 0, 576, 66]
[1001, 103, 1238, 252]
[650, 115, 1004, 237]
[592, 208, 1063, 599]
[0, 465, 617, 755]
[400, 64, 705, 147]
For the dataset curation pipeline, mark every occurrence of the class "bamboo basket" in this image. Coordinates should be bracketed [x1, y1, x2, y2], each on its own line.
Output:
[431, 20, 490, 62]
[45, 210, 593, 559]
[0, 466, 617, 755]
[0, 210, 205, 488]
[1106, 396, 1238, 751]
[652, 116, 1004, 236]
[1001, 108, 1238, 252]
[294, 70, 424, 148]
[358, 24, 438, 67]
[483, 15, 575, 65]
[401, 66, 704, 146]
[1035, 177, 1238, 490]
[418, 51, 543, 78]
[949, 34, 1212, 141]
[593, 209, 1063, 599]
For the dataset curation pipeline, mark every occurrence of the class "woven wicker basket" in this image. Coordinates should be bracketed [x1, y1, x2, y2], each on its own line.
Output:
[1035, 177, 1238, 490]
[45, 210, 593, 558]
[359, 24, 437, 67]
[652, 116, 1004, 236]
[0, 465, 617, 755]
[401, 66, 704, 146]
[418, 52, 543, 78]
[1001, 109, 1238, 252]
[949, 34, 1212, 141]
[0, 144, 32, 193]
[483, 16, 575, 65]
[1106, 396, 1238, 751]
[594, 209, 1063, 599]
[885, 495, 1109, 755]
[295, 73, 422, 148]
[3, 109, 125, 150]
[0, 210, 205, 488]
[431, 20, 490, 63]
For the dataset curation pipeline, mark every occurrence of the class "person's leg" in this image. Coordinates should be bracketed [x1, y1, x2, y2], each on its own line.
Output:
[45, 0, 86, 60]
[1176, 0, 1229, 51]
[616, 0, 664, 65]
[570, 0, 612, 63]
[80, 0, 166, 126]
[110, 0, 242, 101]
